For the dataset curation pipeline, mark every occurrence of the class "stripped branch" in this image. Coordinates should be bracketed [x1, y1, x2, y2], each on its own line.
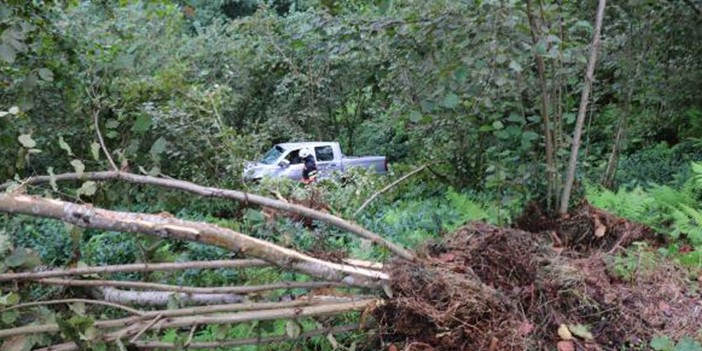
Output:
[95, 287, 244, 307]
[0, 298, 143, 316]
[0, 259, 269, 282]
[0, 171, 415, 261]
[36, 278, 345, 294]
[0, 194, 388, 288]
[134, 324, 360, 349]
[355, 165, 428, 216]
[33, 299, 375, 351]
[0, 297, 357, 339]
[93, 110, 118, 172]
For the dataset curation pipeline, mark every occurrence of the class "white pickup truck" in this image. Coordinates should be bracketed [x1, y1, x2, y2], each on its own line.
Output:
[243, 142, 388, 181]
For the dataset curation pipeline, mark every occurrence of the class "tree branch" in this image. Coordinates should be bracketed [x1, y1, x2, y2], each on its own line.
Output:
[0, 259, 270, 282]
[354, 165, 428, 217]
[0, 298, 143, 316]
[0, 194, 388, 288]
[94, 287, 245, 307]
[35, 278, 345, 294]
[0, 297, 356, 339]
[134, 324, 360, 349]
[93, 110, 118, 171]
[0, 171, 415, 261]
[33, 299, 375, 351]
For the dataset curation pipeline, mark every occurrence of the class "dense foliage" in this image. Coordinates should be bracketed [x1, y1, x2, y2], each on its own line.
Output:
[1, 0, 701, 349]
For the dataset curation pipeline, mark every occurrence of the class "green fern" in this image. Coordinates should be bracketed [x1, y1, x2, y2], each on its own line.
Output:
[673, 205, 702, 245]
[586, 183, 653, 224]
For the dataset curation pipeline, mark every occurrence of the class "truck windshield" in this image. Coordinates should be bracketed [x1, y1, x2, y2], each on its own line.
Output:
[260, 145, 285, 165]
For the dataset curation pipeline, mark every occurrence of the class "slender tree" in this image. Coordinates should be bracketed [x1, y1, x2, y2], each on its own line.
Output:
[559, 0, 608, 214]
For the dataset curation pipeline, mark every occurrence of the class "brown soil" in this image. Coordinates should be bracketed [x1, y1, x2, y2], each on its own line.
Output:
[373, 203, 702, 351]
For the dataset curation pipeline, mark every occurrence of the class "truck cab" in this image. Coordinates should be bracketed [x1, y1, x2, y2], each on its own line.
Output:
[244, 142, 387, 181]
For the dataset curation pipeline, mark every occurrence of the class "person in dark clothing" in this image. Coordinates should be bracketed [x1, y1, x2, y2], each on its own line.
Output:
[300, 148, 317, 183]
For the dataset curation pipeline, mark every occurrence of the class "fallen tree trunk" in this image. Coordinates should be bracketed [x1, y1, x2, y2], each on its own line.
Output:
[36, 278, 344, 294]
[0, 259, 269, 281]
[0, 194, 387, 288]
[0, 171, 415, 261]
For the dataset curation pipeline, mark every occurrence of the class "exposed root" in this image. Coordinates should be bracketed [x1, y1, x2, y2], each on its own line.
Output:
[374, 217, 701, 351]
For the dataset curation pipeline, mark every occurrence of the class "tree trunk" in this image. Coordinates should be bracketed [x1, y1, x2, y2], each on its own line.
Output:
[559, 0, 608, 214]
[601, 109, 627, 189]
[526, 0, 557, 211]
[0, 171, 415, 261]
[0, 194, 388, 288]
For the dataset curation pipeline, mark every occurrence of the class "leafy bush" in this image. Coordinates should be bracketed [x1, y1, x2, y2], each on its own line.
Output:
[3, 216, 74, 266]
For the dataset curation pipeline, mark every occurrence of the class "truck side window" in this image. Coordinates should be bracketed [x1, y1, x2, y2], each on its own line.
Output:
[286, 149, 303, 164]
[315, 146, 334, 162]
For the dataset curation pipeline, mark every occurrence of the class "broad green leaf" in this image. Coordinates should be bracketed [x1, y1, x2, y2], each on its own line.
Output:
[5, 248, 27, 268]
[409, 110, 421, 123]
[106, 120, 119, 129]
[58, 136, 74, 156]
[78, 181, 97, 196]
[453, 66, 468, 81]
[1, 310, 19, 324]
[509, 61, 523, 73]
[285, 320, 301, 338]
[0, 4, 12, 20]
[68, 302, 86, 316]
[492, 121, 504, 130]
[90, 143, 101, 161]
[38, 68, 53, 82]
[674, 338, 702, 351]
[0, 43, 16, 64]
[5, 293, 19, 306]
[71, 160, 85, 176]
[420, 100, 435, 113]
[651, 336, 674, 351]
[522, 131, 539, 141]
[567, 324, 593, 340]
[17, 134, 36, 148]
[478, 125, 493, 132]
[48, 167, 58, 191]
[150, 137, 167, 155]
[441, 93, 460, 109]
[496, 54, 507, 64]
[133, 115, 152, 133]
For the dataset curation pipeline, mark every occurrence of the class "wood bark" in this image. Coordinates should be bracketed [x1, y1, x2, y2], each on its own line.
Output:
[526, 0, 558, 211]
[35, 278, 344, 294]
[559, 0, 608, 214]
[32, 299, 374, 351]
[94, 287, 244, 307]
[0, 171, 415, 261]
[0, 259, 269, 281]
[0, 194, 388, 288]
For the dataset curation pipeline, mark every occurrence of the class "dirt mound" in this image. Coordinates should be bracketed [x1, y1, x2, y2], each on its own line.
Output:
[374, 220, 701, 351]
[516, 201, 659, 252]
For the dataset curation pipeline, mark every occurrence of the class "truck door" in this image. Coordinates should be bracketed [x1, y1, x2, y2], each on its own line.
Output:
[279, 149, 305, 180]
[314, 144, 338, 177]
